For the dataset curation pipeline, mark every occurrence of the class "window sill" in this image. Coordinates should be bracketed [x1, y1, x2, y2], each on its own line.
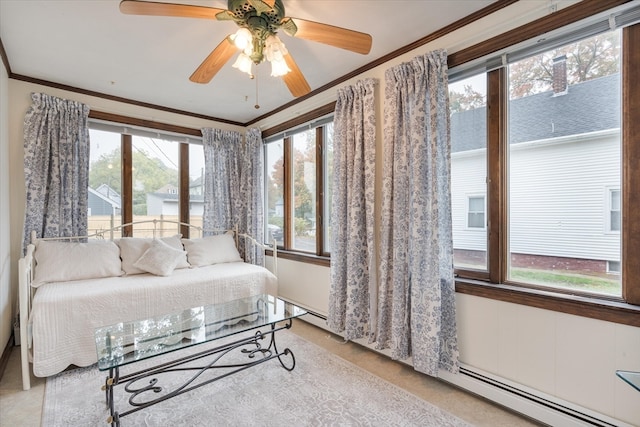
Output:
[455, 278, 640, 327]
[266, 249, 330, 267]
[263, 253, 638, 326]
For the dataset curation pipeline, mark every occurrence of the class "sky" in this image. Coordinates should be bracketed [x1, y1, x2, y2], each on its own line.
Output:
[89, 129, 205, 181]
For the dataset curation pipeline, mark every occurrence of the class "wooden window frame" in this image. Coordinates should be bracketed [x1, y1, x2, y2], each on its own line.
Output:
[264, 118, 333, 265]
[266, 2, 640, 323]
[88, 113, 198, 239]
[455, 24, 640, 327]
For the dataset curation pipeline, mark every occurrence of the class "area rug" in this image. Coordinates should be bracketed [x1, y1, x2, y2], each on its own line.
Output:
[42, 330, 472, 426]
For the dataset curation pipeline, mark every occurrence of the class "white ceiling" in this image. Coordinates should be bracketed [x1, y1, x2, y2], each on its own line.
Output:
[0, 0, 497, 124]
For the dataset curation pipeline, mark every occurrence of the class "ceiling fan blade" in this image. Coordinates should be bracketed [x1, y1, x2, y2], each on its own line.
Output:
[119, 0, 225, 19]
[282, 53, 311, 97]
[190, 37, 238, 84]
[283, 17, 372, 55]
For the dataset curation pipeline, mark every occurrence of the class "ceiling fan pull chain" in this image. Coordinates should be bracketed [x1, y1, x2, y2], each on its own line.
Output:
[255, 72, 260, 109]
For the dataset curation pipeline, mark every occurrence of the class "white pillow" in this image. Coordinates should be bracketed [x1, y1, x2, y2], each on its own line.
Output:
[181, 233, 242, 267]
[133, 239, 185, 276]
[33, 239, 123, 287]
[117, 235, 189, 275]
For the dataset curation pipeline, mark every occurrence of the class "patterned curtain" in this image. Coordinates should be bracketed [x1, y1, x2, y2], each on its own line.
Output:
[377, 49, 459, 376]
[327, 78, 377, 341]
[22, 93, 90, 251]
[202, 127, 263, 265]
[202, 128, 241, 232]
[238, 128, 264, 265]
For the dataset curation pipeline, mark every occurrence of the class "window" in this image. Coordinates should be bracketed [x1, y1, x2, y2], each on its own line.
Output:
[264, 117, 333, 256]
[88, 129, 123, 234]
[291, 130, 317, 251]
[131, 135, 181, 235]
[507, 30, 621, 297]
[467, 196, 486, 229]
[609, 188, 621, 232]
[188, 143, 205, 228]
[607, 261, 621, 274]
[88, 123, 202, 238]
[450, 73, 488, 270]
[323, 122, 334, 253]
[449, 5, 640, 316]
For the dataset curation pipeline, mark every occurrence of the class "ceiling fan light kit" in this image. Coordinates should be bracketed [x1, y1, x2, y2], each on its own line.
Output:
[119, 0, 373, 97]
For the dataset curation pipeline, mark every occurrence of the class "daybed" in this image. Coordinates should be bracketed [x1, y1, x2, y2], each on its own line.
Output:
[18, 220, 278, 390]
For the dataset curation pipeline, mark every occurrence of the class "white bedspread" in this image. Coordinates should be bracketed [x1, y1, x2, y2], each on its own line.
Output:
[30, 262, 277, 377]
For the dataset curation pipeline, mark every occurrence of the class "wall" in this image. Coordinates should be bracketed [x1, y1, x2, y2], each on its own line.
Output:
[1, 48, 11, 353]
[253, 1, 640, 425]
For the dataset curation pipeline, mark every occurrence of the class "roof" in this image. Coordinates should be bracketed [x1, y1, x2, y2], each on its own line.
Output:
[88, 187, 120, 208]
[450, 73, 621, 153]
[147, 192, 204, 202]
[93, 184, 121, 206]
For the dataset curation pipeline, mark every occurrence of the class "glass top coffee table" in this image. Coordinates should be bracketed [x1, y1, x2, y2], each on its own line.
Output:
[95, 294, 306, 426]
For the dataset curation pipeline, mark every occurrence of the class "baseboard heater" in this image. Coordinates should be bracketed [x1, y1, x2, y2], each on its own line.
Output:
[292, 306, 629, 427]
[458, 367, 619, 427]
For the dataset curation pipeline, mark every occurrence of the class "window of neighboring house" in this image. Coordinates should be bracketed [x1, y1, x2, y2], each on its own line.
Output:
[88, 124, 202, 238]
[263, 117, 333, 256]
[467, 195, 486, 229]
[607, 261, 622, 274]
[609, 188, 621, 232]
[506, 30, 621, 297]
[607, 260, 621, 274]
[450, 73, 488, 271]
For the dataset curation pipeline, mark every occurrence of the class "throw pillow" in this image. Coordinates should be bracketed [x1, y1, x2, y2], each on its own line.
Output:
[33, 239, 123, 287]
[181, 233, 243, 267]
[117, 235, 189, 275]
[132, 239, 185, 276]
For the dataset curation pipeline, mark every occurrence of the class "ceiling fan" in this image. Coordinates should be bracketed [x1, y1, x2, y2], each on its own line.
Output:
[119, 0, 373, 98]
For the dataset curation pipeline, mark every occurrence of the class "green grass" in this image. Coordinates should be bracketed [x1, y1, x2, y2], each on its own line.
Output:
[510, 268, 621, 296]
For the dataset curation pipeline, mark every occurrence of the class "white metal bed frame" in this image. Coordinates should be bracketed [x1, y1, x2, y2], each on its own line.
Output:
[18, 219, 277, 390]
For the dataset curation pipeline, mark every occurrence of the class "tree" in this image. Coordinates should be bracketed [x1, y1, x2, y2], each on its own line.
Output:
[90, 150, 122, 193]
[509, 31, 620, 99]
[450, 84, 485, 113]
[266, 131, 316, 234]
[90, 148, 179, 215]
[449, 33, 620, 112]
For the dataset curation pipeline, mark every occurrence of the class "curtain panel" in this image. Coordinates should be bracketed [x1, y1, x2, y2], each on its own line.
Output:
[327, 78, 378, 341]
[23, 92, 90, 251]
[377, 49, 459, 376]
[202, 127, 264, 265]
[238, 128, 264, 265]
[202, 128, 242, 232]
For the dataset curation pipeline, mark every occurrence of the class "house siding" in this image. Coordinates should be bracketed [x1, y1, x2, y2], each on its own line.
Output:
[451, 150, 487, 253]
[509, 134, 620, 261]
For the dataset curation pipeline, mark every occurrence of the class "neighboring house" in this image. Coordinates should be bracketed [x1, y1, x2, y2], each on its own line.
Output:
[147, 184, 204, 217]
[88, 185, 121, 216]
[190, 174, 204, 196]
[451, 72, 620, 272]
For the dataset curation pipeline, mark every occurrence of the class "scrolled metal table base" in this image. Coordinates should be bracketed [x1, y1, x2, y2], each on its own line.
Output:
[102, 320, 295, 426]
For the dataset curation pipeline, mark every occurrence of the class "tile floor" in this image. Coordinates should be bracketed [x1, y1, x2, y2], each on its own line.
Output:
[0, 319, 544, 426]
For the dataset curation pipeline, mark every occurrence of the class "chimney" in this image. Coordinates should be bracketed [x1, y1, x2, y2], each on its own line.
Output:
[552, 55, 568, 95]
